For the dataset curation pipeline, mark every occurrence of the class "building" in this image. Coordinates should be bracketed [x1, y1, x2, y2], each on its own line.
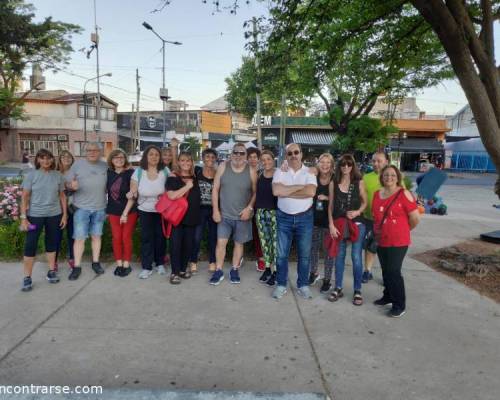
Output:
[370, 97, 423, 119]
[201, 96, 252, 135]
[447, 104, 480, 140]
[0, 90, 118, 162]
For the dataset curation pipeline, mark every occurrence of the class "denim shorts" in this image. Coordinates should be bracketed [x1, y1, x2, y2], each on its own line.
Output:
[217, 217, 252, 244]
[73, 208, 107, 239]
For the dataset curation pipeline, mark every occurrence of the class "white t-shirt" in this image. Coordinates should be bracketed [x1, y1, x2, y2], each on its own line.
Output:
[273, 164, 317, 214]
[131, 168, 168, 212]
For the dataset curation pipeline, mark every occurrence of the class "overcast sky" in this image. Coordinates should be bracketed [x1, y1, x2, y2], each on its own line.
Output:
[27, 0, 497, 116]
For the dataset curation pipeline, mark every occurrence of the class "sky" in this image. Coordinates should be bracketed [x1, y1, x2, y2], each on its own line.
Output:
[26, 0, 496, 115]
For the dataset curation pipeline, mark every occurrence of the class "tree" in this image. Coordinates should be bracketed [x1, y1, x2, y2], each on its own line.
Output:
[0, 0, 81, 123]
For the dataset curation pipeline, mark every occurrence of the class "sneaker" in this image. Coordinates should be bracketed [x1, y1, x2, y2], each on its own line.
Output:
[259, 268, 272, 283]
[46, 270, 60, 284]
[272, 285, 287, 299]
[368, 272, 373, 280]
[209, 269, 224, 285]
[320, 278, 332, 293]
[266, 271, 276, 286]
[256, 259, 265, 272]
[121, 266, 132, 277]
[362, 270, 370, 283]
[297, 286, 313, 299]
[389, 308, 406, 318]
[114, 266, 124, 276]
[373, 297, 393, 306]
[157, 265, 167, 275]
[138, 269, 153, 279]
[230, 268, 241, 284]
[308, 272, 320, 286]
[21, 276, 32, 292]
[91, 262, 105, 275]
[68, 267, 81, 281]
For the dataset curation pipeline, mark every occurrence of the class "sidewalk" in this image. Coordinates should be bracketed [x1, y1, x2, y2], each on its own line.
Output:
[0, 184, 499, 400]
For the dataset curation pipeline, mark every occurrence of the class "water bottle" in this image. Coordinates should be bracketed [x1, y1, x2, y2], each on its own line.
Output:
[19, 223, 37, 232]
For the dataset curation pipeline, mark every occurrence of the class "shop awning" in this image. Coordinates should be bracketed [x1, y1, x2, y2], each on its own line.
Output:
[390, 138, 443, 153]
[291, 131, 334, 146]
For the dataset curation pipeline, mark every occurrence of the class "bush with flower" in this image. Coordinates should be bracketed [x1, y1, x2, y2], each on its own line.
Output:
[0, 179, 23, 223]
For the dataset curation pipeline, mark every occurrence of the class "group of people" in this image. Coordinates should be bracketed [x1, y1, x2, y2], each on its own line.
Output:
[19, 140, 420, 318]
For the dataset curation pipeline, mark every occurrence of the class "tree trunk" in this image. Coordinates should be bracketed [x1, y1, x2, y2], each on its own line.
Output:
[411, 0, 500, 197]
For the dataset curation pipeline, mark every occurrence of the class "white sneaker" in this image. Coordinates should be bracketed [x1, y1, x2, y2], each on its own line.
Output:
[138, 269, 153, 279]
[157, 265, 166, 275]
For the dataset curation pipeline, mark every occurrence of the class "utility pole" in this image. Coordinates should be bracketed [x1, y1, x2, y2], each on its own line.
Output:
[252, 17, 262, 150]
[279, 94, 286, 164]
[135, 69, 141, 153]
[131, 103, 135, 153]
[93, 0, 101, 137]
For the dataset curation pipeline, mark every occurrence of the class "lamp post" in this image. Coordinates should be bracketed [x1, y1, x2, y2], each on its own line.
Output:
[142, 22, 182, 147]
[83, 72, 112, 143]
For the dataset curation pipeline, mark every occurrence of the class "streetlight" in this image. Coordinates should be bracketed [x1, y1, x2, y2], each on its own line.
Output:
[83, 72, 112, 143]
[142, 21, 182, 147]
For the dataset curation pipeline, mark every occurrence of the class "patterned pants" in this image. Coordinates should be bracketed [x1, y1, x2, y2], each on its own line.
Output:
[309, 226, 335, 280]
[256, 208, 277, 270]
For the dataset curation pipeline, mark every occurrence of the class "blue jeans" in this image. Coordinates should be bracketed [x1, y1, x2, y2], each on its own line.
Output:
[335, 222, 366, 291]
[73, 208, 106, 239]
[190, 206, 217, 264]
[276, 208, 313, 288]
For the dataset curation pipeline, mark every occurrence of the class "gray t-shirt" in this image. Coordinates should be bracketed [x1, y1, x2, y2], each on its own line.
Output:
[22, 169, 64, 217]
[66, 159, 107, 211]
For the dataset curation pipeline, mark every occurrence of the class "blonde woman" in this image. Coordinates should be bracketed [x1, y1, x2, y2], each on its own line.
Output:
[308, 153, 335, 293]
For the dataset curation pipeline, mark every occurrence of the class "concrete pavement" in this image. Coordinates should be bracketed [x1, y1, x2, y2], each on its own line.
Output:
[0, 184, 499, 400]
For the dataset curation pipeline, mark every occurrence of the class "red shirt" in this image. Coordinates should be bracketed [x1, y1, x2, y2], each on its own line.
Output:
[372, 189, 417, 247]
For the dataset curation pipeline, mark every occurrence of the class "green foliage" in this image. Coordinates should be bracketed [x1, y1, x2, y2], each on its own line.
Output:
[180, 137, 202, 161]
[0, 0, 82, 122]
[403, 175, 413, 191]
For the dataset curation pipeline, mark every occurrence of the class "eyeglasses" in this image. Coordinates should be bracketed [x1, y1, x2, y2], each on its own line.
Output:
[340, 161, 353, 167]
[86, 149, 100, 153]
[383, 174, 398, 178]
[232, 151, 246, 156]
[113, 156, 125, 160]
[287, 150, 300, 156]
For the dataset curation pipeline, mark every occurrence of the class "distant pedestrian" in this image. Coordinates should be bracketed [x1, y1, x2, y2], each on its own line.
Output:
[372, 165, 420, 318]
[210, 143, 257, 285]
[255, 150, 278, 286]
[65, 142, 107, 281]
[20, 149, 67, 291]
[271, 143, 317, 300]
[106, 149, 137, 277]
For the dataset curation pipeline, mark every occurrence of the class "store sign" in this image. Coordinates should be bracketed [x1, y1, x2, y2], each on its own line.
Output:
[263, 133, 279, 145]
[148, 116, 156, 128]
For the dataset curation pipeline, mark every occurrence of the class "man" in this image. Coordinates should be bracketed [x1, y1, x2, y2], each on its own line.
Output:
[272, 143, 317, 299]
[246, 147, 266, 272]
[65, 142, 108, 280]
[362, 151, 389, 283]
[210, 142, 257, 285]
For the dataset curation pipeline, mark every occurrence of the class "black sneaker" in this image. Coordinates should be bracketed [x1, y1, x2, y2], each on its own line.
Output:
[68, 267, 82, 281]
[22, 276, 32, 292]
[320, 279, 331, 293]
[266, 271, 276, 286]
[91, 262, 105, 275]
[308, 272, 320, 286]
[114, 266, 124, 276]
[121, 266, 132, 277]
[259, 268, 272, 283]
[373, 297, 392, 306]
[46, 270, 60, 284]
[389, 308, 406, 318]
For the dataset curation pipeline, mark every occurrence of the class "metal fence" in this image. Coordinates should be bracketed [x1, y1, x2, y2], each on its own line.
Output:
[450, 152, 496, 172]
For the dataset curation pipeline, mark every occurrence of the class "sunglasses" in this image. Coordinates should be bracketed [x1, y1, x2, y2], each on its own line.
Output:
[232, 151, 246, 156]
[340, 161, 353, 167]
[287, 150, 300, 156]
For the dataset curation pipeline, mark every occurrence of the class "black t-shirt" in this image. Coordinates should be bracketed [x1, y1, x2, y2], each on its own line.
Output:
[106, 169, 136, 216]
[166, 175, 201, 226]
[255, 174, 277, 210]
[332, 180, 363, 223]
[313, 175, 331, 227]
[196, 166, 214, 208]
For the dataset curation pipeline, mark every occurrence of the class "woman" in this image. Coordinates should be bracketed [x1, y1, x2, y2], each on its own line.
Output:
[161, 138, 179, 170]
[372, 165, 420, 318]
[106, 149, 137, 277]
[328, 154, 367, 305]
[55, 150, 75, 271]
[166, 152, 201, 284]
[247, 147, 265, 271]
[190, 148, 218, 274]
[308, 153, 335, 293]
[20, 149, 67, 291]
[123, 145, 169, 279]
[255, 150, 278, 286]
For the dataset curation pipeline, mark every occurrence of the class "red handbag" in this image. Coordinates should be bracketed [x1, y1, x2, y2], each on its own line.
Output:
[155, 191, 189, 238]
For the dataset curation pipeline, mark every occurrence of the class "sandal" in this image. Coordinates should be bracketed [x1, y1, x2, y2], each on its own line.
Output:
[352, 291, 363, 306]
[169, 274, 181, 284]
[328, 287, 343, 302]
[179, 271, 192, 279]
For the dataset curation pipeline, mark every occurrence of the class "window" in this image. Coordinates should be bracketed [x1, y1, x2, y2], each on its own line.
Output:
[20, 138, 61, 156]
[74, 141, 85, 157]
[78, 105, 96, 119]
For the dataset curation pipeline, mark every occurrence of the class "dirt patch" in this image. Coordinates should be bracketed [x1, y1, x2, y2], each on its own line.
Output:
[412, 239, 500, 303]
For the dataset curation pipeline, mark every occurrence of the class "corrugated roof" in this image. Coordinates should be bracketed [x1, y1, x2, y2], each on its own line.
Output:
[291, 131, 334, 146]
[389, 138, 443, 153]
